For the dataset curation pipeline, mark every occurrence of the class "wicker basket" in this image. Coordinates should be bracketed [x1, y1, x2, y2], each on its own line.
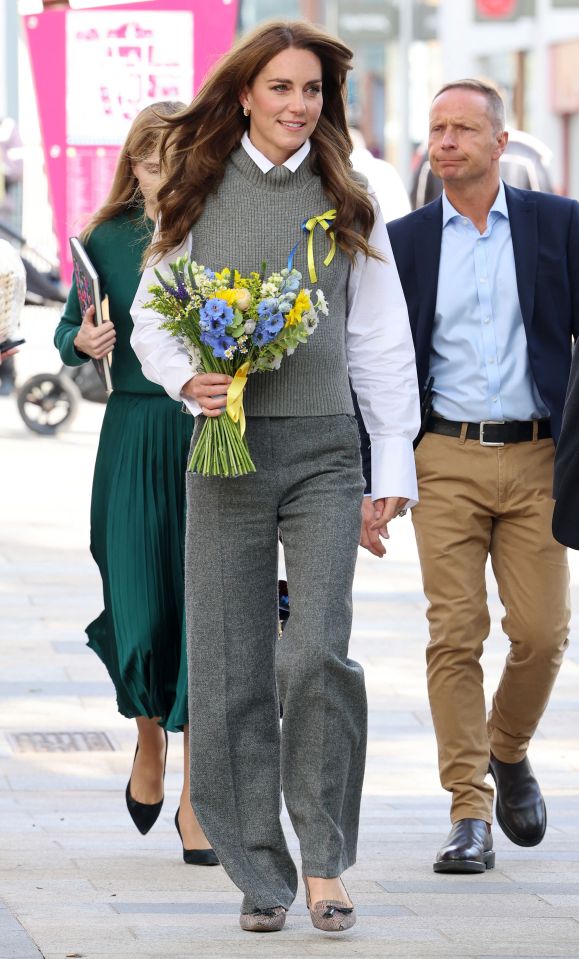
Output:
[0, 239, 26, 346]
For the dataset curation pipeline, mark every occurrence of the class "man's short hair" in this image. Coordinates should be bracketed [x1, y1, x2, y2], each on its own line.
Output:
[432, 79, 506, 133]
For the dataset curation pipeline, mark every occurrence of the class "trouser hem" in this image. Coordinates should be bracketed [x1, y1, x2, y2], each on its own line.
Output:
[488, 728, 530, 765]
[300, 854, 354, 877]
[450, 803, 493, 826]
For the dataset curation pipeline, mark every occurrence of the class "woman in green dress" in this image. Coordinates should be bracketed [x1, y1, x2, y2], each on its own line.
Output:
[54, 103, 217, 864]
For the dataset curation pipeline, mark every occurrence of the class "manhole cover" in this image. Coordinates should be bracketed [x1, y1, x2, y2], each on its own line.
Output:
[7, 732, 115, 752]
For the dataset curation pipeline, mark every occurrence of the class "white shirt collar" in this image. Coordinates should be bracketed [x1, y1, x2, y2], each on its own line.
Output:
[241, 131, 311, 173]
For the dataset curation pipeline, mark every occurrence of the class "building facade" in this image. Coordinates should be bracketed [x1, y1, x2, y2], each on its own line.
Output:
[241, 0, 579, 198]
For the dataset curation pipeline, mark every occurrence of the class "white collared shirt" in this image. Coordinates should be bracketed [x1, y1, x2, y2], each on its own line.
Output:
[130, 137, 420, 503]
[431, 181, 549, 422]
[241, 131, 311, 173]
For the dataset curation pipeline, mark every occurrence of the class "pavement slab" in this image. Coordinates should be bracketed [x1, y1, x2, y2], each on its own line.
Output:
[1, 321, 579, 959]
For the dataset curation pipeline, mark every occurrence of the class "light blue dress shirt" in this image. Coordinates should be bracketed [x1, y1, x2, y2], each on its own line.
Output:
[430, 180, 549, 423]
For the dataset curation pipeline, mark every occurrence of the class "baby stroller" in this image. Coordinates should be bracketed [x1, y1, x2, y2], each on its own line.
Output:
[0, 220, 107, 433]
[17, 360, 107, 435]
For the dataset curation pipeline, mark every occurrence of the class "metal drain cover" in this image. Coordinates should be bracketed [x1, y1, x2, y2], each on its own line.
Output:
[7, 732, 115, 752]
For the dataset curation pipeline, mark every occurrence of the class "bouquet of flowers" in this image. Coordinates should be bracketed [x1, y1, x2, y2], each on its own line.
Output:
[145, 258, 328, 477]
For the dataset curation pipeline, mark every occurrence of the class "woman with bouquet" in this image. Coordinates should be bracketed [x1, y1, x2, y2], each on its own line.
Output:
[54, 103, 217, 865]
[131, 21, 420, 932]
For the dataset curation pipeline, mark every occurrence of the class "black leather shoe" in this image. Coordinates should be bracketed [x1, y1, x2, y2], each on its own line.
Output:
[433, 818, 495, 873]
[174, 809, 219, 865]
[125, 729, 167, 835]
[489, 753, 546, 847]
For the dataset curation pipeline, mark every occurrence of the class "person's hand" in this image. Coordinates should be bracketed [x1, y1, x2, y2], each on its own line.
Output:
[181, 372, 233, 417]
[73, 305, 115, 360]
[359, 495, 409, 557]
[0, 346, 19, 364]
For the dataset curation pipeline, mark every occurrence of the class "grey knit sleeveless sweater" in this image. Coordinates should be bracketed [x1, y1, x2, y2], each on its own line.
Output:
[189, 146, 354, 417]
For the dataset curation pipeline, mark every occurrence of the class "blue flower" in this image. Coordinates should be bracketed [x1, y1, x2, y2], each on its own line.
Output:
[199, 299, 233, 333]
[201, 330, 236, 358]
[252, 324, 270, 347]
[257, 298, 279, 318]
[252, 320, 280, 347]
[263, 312, 284, 335]
[281, 273, 301, 293]
[203, 298, 227, 318]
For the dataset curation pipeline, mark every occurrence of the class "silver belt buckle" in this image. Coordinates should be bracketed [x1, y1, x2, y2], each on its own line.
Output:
[479, 420, 505, 447]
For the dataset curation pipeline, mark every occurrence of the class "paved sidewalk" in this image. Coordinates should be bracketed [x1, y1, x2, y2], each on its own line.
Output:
[1, 335, 579, 958]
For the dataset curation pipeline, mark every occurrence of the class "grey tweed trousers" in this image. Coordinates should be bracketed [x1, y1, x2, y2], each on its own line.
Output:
[185, 415, 367, 912]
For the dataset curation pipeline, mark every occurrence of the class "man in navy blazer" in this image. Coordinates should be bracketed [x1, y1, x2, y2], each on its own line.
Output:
[362, 79, 578, 874]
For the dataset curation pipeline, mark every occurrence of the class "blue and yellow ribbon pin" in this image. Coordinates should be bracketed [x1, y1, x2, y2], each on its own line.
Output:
[287, 209, 337, 283]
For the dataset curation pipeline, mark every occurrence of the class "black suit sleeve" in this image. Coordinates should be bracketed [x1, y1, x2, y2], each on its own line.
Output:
[351, 386, 371, 494]
[553, 342, 579, 548]
[569, 200, 579, 340]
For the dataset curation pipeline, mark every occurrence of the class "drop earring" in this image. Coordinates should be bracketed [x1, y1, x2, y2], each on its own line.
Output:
[243, 106, 250, 117]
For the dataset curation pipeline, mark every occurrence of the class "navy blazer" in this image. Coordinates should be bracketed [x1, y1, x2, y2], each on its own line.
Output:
[553, 343, 579, 548]
[387, 184, 579, 443]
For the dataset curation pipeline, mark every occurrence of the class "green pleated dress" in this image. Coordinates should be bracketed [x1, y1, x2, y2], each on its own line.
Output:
[54, 210, 192, 730]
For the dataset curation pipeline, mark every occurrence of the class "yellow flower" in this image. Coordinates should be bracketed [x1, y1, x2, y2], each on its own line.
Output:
[214, 288, 252, 310]
[285, 290, 312, 326]
[214, 289, 238, 306]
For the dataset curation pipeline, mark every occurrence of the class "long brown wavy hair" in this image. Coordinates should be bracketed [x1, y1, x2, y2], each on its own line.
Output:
[81, 101, 185, 241]
[149, 20, 378, 264]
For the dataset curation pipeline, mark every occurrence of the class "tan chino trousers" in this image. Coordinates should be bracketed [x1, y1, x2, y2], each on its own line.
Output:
[412, 430, 570, 824]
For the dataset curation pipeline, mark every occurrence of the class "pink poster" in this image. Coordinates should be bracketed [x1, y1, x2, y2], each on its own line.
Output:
[23, 0, 239, 282]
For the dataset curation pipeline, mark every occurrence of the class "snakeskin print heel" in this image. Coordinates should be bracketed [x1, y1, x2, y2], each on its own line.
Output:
[239, 906, 287, 932]
[303, 875, 357, 932]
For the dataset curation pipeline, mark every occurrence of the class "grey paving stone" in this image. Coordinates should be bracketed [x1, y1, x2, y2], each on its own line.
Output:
[0, 901, 43, 958]
[378, 881, 579, 894]
[111, 900, 413, 917]
[0, 682, 114, 697]
[50, 641, 90, 654]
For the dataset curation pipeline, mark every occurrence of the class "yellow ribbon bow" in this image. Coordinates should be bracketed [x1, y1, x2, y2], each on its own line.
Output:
[226, 360, 251, 437]
[304, 209, 336, 283]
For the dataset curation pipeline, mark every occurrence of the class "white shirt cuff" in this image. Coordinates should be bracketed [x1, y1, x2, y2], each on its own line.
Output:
[180, 393, 202, 416]
[369, 435, 418, 507]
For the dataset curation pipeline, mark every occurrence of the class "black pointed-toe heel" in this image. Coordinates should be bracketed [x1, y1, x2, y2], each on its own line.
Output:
[174, 809, 219, 865]
[125, 729, 168, 835]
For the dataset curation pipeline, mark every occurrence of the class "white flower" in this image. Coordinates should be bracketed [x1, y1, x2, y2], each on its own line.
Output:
[244, 319, 256, 334]
[261, 281, 279, 298]
[304, 310, 319, 332]
[315, 290, 329, 315]
[286, 346, 296, 356]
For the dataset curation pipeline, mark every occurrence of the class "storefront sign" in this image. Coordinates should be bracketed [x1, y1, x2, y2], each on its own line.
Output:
[23, 0, 239, 281]
[475, 0, 535, 19]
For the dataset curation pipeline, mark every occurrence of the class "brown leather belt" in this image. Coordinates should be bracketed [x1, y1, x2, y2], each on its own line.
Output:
[425, 416, 552, 447]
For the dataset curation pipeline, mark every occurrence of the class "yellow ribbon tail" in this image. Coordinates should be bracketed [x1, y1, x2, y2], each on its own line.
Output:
[304, 209, 337, 284]
[226, 361, 251, 438]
